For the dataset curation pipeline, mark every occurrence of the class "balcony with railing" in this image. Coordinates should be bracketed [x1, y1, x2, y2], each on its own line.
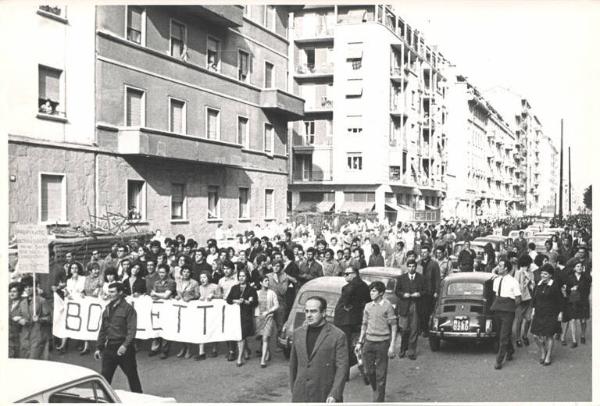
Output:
[295, 63, 334, 78]
[304, 96, 334, 113]
[292, 169, 333, 182]
[294, 26, 334, 43]
[390, 66, 408, 83]
[260, 89, 305, 120]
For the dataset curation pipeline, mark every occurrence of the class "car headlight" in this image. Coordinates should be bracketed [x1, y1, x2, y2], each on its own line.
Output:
[485, 319, 493, 333]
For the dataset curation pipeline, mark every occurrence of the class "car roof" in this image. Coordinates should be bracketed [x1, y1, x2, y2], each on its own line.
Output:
[299, 276, 346, 292]
[474, 236, 506, 242]
[360, 267, 402, 277]
[456, 240, 487, 248]
[443, 271, 494, 284]
[7, 359, 106, 402]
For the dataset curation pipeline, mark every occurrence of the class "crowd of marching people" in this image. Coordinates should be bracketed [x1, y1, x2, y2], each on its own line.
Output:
[8, 213, 592, 394]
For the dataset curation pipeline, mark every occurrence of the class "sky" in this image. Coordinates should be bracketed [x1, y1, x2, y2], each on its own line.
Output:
[396, 0, 599, 202]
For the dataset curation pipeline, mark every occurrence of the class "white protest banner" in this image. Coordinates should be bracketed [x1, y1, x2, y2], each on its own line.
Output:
[53, 294, 242, 343]
[15, 224, 49, 273]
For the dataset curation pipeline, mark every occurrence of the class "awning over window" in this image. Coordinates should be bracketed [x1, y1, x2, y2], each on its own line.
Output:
[345, 79, 363, 97]
[339, 201, 374, 213]
[293, 201, 335, 212]
[385, 202, 413, 212]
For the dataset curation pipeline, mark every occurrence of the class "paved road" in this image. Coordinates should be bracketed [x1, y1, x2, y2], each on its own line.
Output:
[50, 331, 591, 403]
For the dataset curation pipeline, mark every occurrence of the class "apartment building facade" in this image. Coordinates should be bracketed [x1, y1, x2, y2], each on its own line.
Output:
[445, 75, 523, 220]
[288, 5, 449, 224]
[6, 5, 303, 238]
[538, 134, 558, 217]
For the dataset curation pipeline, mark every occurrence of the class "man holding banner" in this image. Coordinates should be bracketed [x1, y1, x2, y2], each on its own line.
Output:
[94, 282, 143, 393]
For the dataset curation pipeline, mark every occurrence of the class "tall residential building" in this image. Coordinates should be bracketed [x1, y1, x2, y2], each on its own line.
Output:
[445, 74, 522, 220]
[6, 5, 303, 238]
[288, 5, 449, 224]
[538, 134, 558, 217]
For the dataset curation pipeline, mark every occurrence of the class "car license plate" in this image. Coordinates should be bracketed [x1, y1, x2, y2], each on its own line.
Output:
[453, 318, 469, 331]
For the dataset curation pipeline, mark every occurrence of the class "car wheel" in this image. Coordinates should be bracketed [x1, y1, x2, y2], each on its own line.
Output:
[283, 346, 291, 360]
[429, 336, 441, 352]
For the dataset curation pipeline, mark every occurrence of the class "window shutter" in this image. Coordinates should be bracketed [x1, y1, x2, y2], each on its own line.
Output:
[126, 89, 143, 126]
[41, 175, 63, 222]
[129, 7, 142, 31]
[39, 67, 61, 101]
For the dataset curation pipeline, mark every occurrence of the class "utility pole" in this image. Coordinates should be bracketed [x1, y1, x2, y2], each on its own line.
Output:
[568, 146, 572, 214]
[558, 119, 564, 219]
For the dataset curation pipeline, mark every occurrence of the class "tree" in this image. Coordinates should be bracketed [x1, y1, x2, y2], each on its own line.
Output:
[583, 185, 592, 210]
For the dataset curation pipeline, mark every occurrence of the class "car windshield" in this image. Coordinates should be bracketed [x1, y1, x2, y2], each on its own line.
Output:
[360, 275, 396, 292]
[446, 282, 484, 296]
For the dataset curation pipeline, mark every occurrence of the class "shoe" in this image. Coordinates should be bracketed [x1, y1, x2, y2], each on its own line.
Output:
[57, 346, 66, 354]
[581, 337, 586, 344]
[539, 358, 545, 365]
[184, 350, 193, 359]
[398, 350, 406, 358]
[543, 360, 552, 366]
[236, 361, 244, 367]
[260, 363, 267, 368]
[195, 353, 206, 361]
[506, 352, 514, 361]
[561, 339, 567, 346]
[571, 342, 578, 349]
[148, 350, 159, 357]
[522, 337, 530, 346]
[227, 351, 236, 362]
[408, 355, 417, 361]
[160, 353, 169, 359]
[494, 363, 502, 370]
[176, 348, 186, 358]
[79, 348, 90, 356]
[516, 340, 522, 348]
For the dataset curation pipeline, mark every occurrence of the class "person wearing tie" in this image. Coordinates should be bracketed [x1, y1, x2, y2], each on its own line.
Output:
[395, 260, 425, 360]
[491, 259, 521, 370]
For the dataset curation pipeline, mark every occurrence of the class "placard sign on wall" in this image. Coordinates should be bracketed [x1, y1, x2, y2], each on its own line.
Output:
[15, 224, 49, 274]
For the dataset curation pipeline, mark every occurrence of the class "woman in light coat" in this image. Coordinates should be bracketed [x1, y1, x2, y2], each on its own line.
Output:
[255, 274, 279, 367]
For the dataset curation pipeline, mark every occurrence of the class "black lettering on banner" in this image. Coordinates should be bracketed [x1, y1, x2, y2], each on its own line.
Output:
[86, 303, 103, 332]
[129, 298, 145, 331]
[173, 303, 186, 333]
[65, 302, 82, 331]
[196, 304, 213, 335]
[151, 300, 163, 331]
[222, 304, 226, 333]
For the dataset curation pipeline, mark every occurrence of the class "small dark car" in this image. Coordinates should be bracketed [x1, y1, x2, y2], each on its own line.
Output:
[428, 272, 498, 351]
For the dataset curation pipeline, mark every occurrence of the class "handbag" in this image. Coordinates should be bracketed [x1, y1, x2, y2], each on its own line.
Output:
[490, 276, 516, 312]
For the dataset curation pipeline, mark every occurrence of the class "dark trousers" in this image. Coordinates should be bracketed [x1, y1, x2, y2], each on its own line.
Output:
[338, 324, 360, 370]
[400, 302, 419, 356]
[101, 343, 142, 393]
[494, 310, 515, 364]
[363, 339, 390, 402]
[420, 294, 434, 333]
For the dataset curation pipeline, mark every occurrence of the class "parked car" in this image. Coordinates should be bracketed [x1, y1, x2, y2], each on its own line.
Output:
[7, 359, 176, 403]
[508, 229, 533, 240]
[449, 240, 488, 270]
[359, 267, 402, 308]
[277, 276, 346, 359]
[473, 235, 513, 253]
[428, 272, 498, 352]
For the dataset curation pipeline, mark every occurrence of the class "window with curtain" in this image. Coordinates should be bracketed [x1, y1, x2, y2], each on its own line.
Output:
[170, 21, 186, 58]
[264, 123, 273, 153]
[239, 188, 249, 218]
[237, 116, 248, 146]
[40, 174, 64, 222]
[169, 99, 185, 134]
[38, 66, 63, 116]
[127, 7, 144, 44]
[127, 180, 145, 220]
[206, 108, 220, 140]
[125, 88, 144, 126]
[171, 183, 185, 220]
[265, 189, 274, 218]
[238, 50, 250, 82]
[208, 186, 220, 218]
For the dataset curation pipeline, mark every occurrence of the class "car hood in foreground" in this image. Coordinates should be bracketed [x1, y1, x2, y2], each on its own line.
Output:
[115, 389, 177, 403]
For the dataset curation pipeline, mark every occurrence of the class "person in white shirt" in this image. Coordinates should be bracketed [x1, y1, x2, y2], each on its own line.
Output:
[527, 242, 538, 262]
[491, 259, 521, 370]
